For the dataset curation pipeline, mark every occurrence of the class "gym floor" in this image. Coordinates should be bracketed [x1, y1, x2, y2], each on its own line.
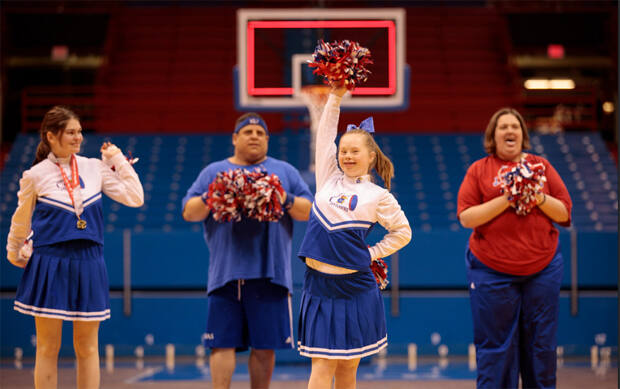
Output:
[1, 356, 617, 388]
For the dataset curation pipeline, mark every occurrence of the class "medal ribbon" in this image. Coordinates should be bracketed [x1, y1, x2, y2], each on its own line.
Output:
[56, 155, 82, 220]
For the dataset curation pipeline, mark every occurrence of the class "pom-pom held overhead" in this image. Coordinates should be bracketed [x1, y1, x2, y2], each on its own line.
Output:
[206, 168, 286, 223]
[308, 40, 373, 90]
[496, 160, 547, 216]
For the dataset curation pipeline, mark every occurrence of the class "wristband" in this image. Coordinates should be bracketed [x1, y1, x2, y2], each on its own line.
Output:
[539, 193, 546, 206]
[283, 191, 295, 210]
[201, 192, 209, 205]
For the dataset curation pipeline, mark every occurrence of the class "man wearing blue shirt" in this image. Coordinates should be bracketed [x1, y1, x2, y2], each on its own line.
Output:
[182, 112, 312, 389]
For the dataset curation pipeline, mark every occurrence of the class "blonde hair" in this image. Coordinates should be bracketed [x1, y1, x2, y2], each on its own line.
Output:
[341, 129, 395, 190]
[483, 107, 530, 155]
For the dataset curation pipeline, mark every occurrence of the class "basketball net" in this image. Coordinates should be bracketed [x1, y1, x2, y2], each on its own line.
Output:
[300, 85, 331, 172]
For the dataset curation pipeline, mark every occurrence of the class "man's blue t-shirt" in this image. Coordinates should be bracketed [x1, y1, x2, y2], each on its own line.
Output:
[182, 157, 313, 294]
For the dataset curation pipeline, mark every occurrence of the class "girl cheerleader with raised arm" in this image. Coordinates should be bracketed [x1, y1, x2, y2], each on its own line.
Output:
[6, 106, 144, 389]
[297, 40, 412, 389]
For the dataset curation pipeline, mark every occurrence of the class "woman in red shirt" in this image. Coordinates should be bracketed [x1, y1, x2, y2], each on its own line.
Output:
[457, 108, 572, 388]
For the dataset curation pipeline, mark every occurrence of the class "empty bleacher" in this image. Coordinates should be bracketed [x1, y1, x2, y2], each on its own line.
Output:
[1, 132, 616, 235]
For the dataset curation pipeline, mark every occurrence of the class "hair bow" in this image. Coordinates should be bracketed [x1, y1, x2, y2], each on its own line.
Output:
[346, 117, 375, 133]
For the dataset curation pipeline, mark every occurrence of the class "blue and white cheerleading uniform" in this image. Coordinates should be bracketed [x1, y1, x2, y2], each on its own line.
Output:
[6, 152, 144, 321]
[297, 94, 412, 359]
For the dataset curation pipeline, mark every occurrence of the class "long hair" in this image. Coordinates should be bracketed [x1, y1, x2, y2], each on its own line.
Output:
[341, 129, 395, 191]
[33, 106, 79, 166]
[483, 107, 530, 155]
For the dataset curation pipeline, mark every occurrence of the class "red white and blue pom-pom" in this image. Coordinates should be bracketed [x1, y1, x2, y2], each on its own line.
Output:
[206, 168, 286, 223]
[308, 40, 373, 90]
[370, 257, 389, 290]
[242, 172, 286, 222]
[496, 160, 547, 216]
[206, 169, 244, 222]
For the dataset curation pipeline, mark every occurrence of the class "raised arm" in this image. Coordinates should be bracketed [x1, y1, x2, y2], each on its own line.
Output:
[315, 87, 347, 190]
[101, 151, 145, 208]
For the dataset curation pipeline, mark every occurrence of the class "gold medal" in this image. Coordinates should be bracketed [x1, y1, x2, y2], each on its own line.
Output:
[56, 156, 86, 231]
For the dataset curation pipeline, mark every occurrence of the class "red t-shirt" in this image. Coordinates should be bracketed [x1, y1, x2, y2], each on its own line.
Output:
[457, 153, 572, 275]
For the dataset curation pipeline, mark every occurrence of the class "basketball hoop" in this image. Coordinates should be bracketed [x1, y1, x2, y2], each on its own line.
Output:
[300, 85, 331, 114]
[300, 85, 331, 172]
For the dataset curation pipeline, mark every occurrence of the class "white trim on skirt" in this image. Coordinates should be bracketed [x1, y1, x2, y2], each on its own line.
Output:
[287, 294, 295, 349]
[14, 301, 110, 321]
[298, 336, 388, 360]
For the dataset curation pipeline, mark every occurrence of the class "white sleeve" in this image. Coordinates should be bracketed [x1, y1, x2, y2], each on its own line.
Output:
[6, 170, 37, 262]
[315, 93, 343, 191]
[368, 191, 412, 260]
[101, 153, 145, 207]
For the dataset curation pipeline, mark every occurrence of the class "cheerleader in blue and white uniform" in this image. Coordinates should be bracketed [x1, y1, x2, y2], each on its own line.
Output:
[6, 106, 144, 389]
[297, 86, 411, 389]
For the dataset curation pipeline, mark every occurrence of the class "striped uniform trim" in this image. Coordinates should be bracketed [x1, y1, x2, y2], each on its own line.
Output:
[298, 336, 388, 360]
[14, 301, 110, 321]
[38, 192, 102, 213]
[312, 203, 374, 231]
[287, 294, 295, 349]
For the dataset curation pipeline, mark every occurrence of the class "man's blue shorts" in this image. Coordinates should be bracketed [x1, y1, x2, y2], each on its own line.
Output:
[204, 278, 294, 351]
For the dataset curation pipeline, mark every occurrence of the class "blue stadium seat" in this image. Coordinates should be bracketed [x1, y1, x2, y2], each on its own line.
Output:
[1, 132, 617, 232]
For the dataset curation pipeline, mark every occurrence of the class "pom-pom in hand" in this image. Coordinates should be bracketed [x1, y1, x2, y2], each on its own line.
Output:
[13, 230, 34, 268]
[497, 160, 547, 215]
[205, 170, 244, 222]
[308, 40, 373, 90]
[243, 173, 286, 222]
[101, 141, 121, 159]
[18, 239, 33, 263]
[370, 257, 389, 290]
[102, 141, 139, 171]
[206, 168, 286, 223]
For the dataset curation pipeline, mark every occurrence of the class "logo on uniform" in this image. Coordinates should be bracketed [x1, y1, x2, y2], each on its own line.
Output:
[328, 193, 358, 211]
[56, 176, 85, 190]
[203, 333, 214, 341]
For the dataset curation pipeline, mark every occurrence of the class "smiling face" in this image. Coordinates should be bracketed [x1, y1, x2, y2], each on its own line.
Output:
[232, 124, 269, 165]
[494, 114, 523, 162]
[47, 118, 83, 158]
[338, 132, 376, 178]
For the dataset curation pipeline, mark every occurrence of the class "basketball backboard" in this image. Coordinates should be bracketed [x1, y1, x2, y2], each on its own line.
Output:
[235, 8, 409, 111]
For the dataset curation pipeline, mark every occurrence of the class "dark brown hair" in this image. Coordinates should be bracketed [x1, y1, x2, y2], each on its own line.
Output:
[341, 129, 395, 191]
[483, 107, 530, 155]
[33, 106, 79, 165]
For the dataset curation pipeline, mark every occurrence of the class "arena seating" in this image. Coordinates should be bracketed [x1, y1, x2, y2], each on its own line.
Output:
[2, 132, 615, 234]
[88, 6, 518, 134]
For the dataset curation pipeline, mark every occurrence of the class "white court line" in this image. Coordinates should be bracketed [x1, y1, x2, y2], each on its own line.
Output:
[124, 366, 163, 384]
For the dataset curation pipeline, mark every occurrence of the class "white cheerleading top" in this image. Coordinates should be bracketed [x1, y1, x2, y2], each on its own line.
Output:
[298, 94, 412, 271]
[6, 152, 144, 262]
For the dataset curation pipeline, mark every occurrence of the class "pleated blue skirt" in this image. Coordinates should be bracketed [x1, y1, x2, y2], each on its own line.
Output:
[14, 240, 110, 321]
[297, 267, 387, 359]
